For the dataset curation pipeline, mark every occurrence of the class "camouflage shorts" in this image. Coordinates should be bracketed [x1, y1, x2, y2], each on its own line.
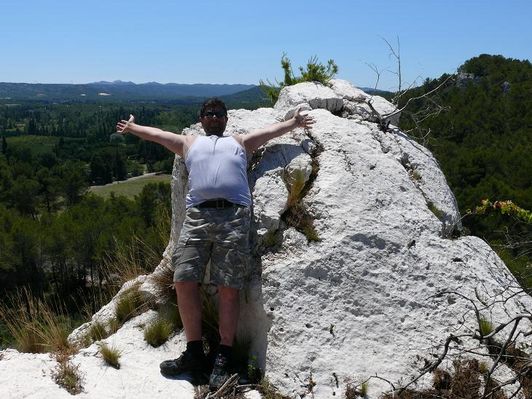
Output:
[172, 205, 251, 289]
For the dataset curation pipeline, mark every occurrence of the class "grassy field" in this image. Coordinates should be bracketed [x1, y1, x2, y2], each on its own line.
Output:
[89, 174, 172, 199]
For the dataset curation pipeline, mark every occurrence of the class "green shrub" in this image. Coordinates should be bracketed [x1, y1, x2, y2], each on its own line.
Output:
[260, 53, 339, 103]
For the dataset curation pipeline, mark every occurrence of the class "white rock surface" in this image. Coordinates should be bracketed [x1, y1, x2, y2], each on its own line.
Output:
[274, 81, 343, 120]
[2, 80, 531, 399]
[330, 78, 400, 125]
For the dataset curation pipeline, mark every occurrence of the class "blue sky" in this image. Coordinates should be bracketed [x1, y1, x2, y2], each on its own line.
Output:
[1, 0, 530, 91]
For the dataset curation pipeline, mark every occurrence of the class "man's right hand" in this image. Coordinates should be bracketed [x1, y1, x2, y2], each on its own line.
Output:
[116, 114, 135, 134]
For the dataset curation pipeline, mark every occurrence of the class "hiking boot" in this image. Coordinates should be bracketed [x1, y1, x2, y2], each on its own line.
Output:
[209, 353, 232, 391]
[160, 350, 210, 378]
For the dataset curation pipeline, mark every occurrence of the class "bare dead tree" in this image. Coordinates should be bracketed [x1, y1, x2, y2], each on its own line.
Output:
[380, 35, 402, 100]
[365, 62, 383, 91]
[365, 36, 455, 142]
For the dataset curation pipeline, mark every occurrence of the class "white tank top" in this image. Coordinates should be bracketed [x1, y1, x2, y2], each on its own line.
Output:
[185, 135, 252, 208]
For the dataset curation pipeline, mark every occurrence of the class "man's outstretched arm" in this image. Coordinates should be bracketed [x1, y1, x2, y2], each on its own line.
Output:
[116, 115, 188, 157]
[239, 108, 315, 154]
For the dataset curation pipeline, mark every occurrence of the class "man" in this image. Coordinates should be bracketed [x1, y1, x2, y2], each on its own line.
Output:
[116, 98, 315, 390]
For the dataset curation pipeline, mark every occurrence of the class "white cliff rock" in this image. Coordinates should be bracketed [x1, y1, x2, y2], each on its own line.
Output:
[274, 82, 343, 120]
[243, 84, 531, 398]
[2, 81, 531, 399]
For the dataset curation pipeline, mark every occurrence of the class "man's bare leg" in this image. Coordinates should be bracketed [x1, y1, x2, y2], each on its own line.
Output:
[208, 285, 239, 389]
[175, 281, 202, 342]
[159, 282, 205, 376]
[217, 286, 240, 346]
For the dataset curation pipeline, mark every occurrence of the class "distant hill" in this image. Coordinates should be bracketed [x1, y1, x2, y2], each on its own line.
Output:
[220, 86, 270, 108]
[0, 81, 256, 102]
[359, 87, 394, 98]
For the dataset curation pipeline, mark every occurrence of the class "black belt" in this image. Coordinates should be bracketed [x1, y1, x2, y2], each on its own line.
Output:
[196, 199, 243, 209]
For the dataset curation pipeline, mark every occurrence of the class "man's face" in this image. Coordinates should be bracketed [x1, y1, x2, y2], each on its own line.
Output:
[200, 107, 228, 136]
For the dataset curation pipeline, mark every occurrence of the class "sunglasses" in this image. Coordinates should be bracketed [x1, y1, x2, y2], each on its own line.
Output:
[203, 110, 227, 118]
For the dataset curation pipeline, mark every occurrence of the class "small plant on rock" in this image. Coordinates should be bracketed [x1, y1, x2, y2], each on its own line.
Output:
[479, 317, 493, 337]
[158, 301, 182, 329]
[52, 350, 84, 395]
[262, 230, 279, 248]
[259, 378, 291, 399]
[150, 262, 177, 305]
[99, 343, 121, 369]
[114, 285, 147, 324]
[283, 202, 320, 242]
[107, 317, 121, 334]
[88, 321, 108, 342]
[285, 169, 307, 208]
[144, 317, 174, 347]
[427, 201, 444, 220]
[345, 381, 369, 399]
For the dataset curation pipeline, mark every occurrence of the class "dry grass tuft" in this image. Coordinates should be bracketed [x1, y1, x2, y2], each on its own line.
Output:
[103, 237, 153, 289]
[114, 284, 149, 325]
[258, 378, 291, 399]
[0, 289, 72, 353]
[285, 168, 307, 208]
[200, 287, 220, 352]
[282, 202, 320, 242]
[52, 350, 84, 395]
[102, 206, 170, 290]
[150, 262, 176, 304]
[144, 317, 174, 347]
[98, 343, 121, 369]
[87, 321, 108, 342]
[157, 301, 182, 329]
[379, 358, 515, 399]
[479, 317, 494, 337]
[107, 317, 121, 334]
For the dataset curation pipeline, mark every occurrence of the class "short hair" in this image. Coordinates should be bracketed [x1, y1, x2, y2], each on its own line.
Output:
[200, 97, 228, 117]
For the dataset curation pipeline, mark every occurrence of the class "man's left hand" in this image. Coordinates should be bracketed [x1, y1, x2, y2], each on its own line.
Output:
[294, 108, 316, 129]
